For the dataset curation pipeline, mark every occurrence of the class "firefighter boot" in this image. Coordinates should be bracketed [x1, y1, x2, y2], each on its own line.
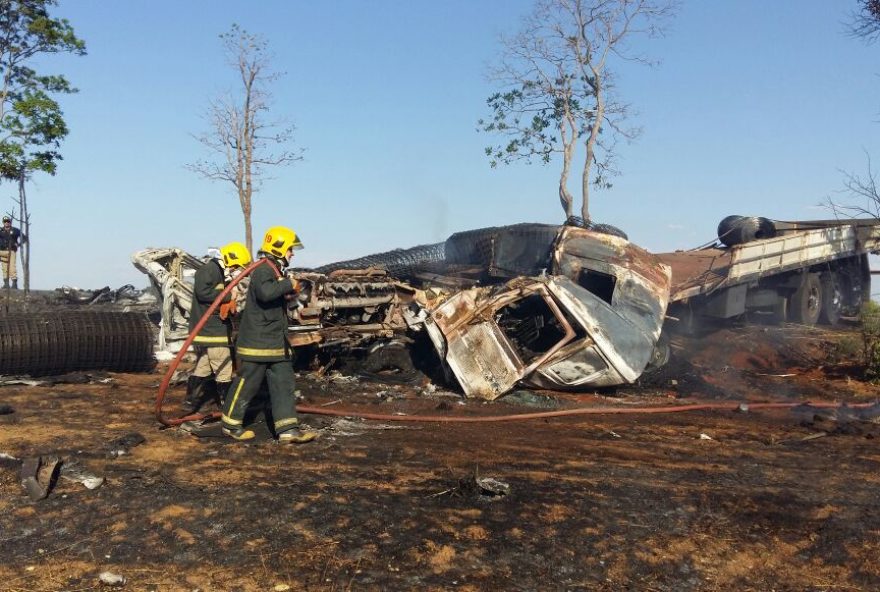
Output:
[215, 381, 231, 408]
[182, 375, 208, 413]
[221, 425, 255, 441]
[11, 279, 17, 290]
[278, 423, 318, 444]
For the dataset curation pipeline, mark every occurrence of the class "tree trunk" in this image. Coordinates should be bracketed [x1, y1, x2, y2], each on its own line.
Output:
[243, 202, 252, 254]
[581, 82, 605, 223]
[559, 167, 573, 219]
[558, 113, 577, 219]
[18, 172, 29, 294]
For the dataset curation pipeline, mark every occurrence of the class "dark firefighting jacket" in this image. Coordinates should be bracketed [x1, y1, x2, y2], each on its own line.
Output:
[235, 257, 296, 362]
[187, 258, 232, 345]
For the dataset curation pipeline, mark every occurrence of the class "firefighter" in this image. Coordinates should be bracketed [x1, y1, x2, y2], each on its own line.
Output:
[183, 241, 252, 413]
[0, 215, 26, 289]
[221, 226, 317, 443]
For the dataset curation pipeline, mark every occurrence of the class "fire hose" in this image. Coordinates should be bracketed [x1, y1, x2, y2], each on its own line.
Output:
[155, 257, 276, 427]
[156, 261, 878, 428]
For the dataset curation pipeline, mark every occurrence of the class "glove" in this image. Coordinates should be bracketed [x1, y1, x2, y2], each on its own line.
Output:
[290, 278, 301, 292]
[219, 299, 237, 320]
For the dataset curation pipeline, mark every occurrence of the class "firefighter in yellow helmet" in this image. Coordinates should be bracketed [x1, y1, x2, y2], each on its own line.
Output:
[183, 241, 252, 413]
[221, 226, 316, 443]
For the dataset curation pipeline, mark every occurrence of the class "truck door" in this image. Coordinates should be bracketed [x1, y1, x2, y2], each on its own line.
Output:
[427, 282, 575, 400]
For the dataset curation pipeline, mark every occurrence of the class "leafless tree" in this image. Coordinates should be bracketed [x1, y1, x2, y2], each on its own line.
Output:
[188, 25, 303, 252]
[826, 152, 880, 219]
[830, 2, 880, 219]
[480, 0, 677, 221]
[849, 0, 880, 44]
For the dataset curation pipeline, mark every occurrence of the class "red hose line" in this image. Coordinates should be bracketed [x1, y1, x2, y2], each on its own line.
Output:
[295, 399, 877, 423]
[155, 258, 277, 427]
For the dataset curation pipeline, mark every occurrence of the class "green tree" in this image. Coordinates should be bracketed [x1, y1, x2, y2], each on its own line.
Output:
[479, 0, 676, 222]
[0, 0, 85, 292]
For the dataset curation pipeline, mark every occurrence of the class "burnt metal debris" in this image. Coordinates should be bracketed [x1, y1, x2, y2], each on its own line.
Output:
[0, 312, 155, 376]
[55, 284, 142, 305]
[134, 216, 880, 401]
[133, 221, 670, 400]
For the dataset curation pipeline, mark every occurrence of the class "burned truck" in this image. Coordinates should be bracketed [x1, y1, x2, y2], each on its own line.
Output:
[133, 216, 880, 400]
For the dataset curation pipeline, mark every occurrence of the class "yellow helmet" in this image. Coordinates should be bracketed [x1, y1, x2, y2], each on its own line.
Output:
[220, 242, 252, 268]
[261, 226, 304, 259]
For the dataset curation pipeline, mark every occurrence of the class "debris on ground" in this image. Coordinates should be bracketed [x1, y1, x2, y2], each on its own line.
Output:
[19, 455, 60, 501]
[59, 460, 105, 490]
[433, 469, 512, 501]
[105, 432, 146, 458]
[98, 571, 126, 587]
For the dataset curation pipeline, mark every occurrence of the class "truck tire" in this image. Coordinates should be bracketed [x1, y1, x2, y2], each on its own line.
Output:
[819, 272, 842, 326]
[790, 273, 822, 325]
[717, 215, 776, 247]
[642, 335, 670, 373]
[358, 342, 423, 385]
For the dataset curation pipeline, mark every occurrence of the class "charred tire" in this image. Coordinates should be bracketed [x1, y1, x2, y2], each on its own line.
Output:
[859, 253, 872, 309]
[789, 273, 822, 325]
[591, 223, 628, 240]
[836, 254, 871, 316]
[359, 343, 422, 385]
[819, 271, 842, 326]
[717, 215, 777, 247]
[643, 336, 670, 373]
[769, 297, 788, 324]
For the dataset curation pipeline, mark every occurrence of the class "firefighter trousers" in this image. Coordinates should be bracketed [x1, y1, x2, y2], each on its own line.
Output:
[221, 359, 300, 434]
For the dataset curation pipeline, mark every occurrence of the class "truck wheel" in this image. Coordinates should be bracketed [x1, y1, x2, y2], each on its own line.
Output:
[790, 273, 822, 325]
[859, 253, 872, 309]
[643, 336, 670, 373]
[819, 272, 842, 325]
[359, 342, 423, 385]
[769, 297, 788, 324]
[717, 215, 776, 247]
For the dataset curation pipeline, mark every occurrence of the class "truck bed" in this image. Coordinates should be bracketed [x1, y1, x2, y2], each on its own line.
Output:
[659, 222, 880, 302]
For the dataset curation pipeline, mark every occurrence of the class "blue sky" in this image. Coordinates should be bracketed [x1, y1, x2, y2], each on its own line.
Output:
[11, 0, 880, 289]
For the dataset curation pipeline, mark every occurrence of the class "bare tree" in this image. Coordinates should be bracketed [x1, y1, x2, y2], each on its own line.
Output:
[849, 0, 880, 43]
[830, 3, 880, 219]
[826, 152, 880, 220]
[480, 0, 677, 221]
[188, 25, 303, 252]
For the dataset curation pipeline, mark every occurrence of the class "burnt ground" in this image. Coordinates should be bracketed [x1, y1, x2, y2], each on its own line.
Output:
[2, 322, 880, 591]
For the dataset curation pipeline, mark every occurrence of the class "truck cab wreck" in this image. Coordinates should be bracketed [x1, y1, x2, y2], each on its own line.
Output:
[422, 227, 670, 399]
